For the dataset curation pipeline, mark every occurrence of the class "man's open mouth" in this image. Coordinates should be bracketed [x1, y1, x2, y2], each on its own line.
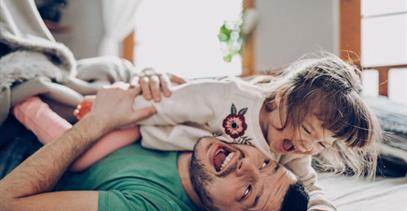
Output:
[211, 144, 236, 173]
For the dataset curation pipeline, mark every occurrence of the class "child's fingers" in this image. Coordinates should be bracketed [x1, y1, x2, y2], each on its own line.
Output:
[148, 74, 161, 102]
[159, 73, 172, 97]
[139, 77, 152, 100]
[168, 73, 187, 85]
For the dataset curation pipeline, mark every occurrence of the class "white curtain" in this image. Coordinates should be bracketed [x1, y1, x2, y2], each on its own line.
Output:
[98, 0, 142, 56]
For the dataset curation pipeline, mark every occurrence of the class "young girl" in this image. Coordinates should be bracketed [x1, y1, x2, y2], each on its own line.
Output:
[14, 54, 381, 211]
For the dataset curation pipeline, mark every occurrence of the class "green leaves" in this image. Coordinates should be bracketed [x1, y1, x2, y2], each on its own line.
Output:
[218, 25, 230, 41]
[218, 20, 243, 63]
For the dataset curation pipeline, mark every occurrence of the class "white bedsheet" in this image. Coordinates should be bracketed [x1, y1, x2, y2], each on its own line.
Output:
[319, 174, 407, 211]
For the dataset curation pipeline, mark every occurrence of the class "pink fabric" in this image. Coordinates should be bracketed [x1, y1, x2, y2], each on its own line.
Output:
[13, 96, 140, 171]
[13, 97, 71, 144]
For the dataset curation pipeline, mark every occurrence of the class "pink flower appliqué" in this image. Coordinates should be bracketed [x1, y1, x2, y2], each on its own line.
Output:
[222, 104, 248, 139]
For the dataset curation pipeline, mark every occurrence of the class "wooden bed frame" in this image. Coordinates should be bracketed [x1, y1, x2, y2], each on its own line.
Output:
[340, 0, 407, 97]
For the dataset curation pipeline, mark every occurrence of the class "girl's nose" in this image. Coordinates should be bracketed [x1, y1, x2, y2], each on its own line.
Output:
[294, 139, 313, 154]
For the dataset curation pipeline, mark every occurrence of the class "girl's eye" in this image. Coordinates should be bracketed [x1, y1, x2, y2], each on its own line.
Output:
[319, 142, 326, 148]
[260, 159, 270, 170]
[302, 125, 311, 135]
[241, 184, 252, 201]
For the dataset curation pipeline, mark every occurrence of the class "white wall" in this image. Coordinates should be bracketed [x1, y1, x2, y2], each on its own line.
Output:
[255, 0, 339, 70]
[53, 0, 104, 59]
[52, 0, 339, 68]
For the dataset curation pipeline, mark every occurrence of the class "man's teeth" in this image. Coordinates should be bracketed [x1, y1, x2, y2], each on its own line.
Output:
[220, 152, 234, 171]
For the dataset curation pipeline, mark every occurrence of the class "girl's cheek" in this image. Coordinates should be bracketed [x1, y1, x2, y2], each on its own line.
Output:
[311, 147, 324, 155]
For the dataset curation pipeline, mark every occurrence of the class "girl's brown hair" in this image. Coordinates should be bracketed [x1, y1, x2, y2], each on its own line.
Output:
[253, 53, 382, 178]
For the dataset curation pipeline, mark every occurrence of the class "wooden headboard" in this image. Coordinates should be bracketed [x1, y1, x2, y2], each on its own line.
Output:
[365, 64, 407, 97]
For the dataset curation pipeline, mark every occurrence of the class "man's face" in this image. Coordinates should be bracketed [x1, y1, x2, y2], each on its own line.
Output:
[190, 137, 297, 211]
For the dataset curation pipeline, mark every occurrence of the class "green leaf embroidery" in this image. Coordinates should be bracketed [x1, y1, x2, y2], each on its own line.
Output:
[238, 107, 248, 116]
[231, 104, 237, 114]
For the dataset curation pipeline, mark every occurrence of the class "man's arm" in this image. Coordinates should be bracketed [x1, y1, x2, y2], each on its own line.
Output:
[0, 86, 155, 211]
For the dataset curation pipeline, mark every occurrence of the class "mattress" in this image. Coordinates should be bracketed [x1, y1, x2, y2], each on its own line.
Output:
[319, 174, 407, 211]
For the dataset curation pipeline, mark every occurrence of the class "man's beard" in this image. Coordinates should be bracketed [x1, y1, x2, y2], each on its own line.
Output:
[189, 140, 216, 209]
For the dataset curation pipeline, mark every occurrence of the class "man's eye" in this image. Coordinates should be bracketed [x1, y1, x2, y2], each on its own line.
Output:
[260, 159, 270, 170]
[240, 184, 252, 201]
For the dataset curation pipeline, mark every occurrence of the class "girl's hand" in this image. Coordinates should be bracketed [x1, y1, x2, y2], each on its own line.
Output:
[132, 68, 186, 102]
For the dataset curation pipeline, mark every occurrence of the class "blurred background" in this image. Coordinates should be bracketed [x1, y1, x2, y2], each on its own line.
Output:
[40, 0, 407, 105]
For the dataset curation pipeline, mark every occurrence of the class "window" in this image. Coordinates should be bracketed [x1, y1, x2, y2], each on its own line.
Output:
[134, 0, 243, 79]
[361, 0, 407, 105]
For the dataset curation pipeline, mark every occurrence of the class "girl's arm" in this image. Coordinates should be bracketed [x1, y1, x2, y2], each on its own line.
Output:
[13, 96, 140, 171]
[134, 79, 236, 125]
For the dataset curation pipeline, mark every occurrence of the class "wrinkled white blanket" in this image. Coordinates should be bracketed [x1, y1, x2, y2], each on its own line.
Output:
[319, 174, 407, 211]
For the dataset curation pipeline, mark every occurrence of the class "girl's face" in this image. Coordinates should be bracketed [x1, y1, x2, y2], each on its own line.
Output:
[259, 104, 336, 155]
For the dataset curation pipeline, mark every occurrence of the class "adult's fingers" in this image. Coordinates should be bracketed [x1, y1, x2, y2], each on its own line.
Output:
[84, 95, 96, 101]
[130, 106, 157, 123]
[127, 83, 142, 97]
[130, 75, 140, 86]
[111, 81, 130, 90]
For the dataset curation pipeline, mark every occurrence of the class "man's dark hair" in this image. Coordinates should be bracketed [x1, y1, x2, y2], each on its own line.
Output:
[190, 142, 219, 211]
[280, 182, 309, 211]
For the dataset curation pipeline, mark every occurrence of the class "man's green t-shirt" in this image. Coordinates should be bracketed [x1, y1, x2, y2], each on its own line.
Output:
[55, 144, 197, 211]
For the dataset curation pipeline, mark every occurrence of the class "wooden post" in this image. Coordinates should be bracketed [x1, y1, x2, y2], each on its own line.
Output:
[242, 0, 256, 76]
[122, 31, 135, 63]
[378, 67, 389, 96]
[340, 0, 361, 65]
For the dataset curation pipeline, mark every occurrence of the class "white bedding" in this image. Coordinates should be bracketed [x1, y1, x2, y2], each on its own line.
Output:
[319, 174, 407, 211]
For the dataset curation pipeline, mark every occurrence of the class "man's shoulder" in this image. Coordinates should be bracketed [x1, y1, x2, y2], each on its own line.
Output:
[58, 144, 197, 210]
[96, 144, 197, 210]
[98, 187, 197, 211]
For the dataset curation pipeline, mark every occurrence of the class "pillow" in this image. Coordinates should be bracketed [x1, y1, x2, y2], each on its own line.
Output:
[363, 96, 407, 177]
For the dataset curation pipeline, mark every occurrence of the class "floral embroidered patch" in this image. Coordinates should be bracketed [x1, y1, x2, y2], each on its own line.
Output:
[222, 104, 252, 145]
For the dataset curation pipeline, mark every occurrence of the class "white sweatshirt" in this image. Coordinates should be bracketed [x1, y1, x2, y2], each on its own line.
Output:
[134, 77, 336, 211]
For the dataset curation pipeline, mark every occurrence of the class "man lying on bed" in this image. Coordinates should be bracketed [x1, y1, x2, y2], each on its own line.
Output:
[0, 85, 309, 211]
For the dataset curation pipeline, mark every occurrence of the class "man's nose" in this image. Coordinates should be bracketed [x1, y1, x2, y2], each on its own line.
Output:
[236, 158, 259, 179]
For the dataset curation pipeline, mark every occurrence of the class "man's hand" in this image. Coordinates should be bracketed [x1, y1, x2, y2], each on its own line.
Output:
[89, 83, 156, 132]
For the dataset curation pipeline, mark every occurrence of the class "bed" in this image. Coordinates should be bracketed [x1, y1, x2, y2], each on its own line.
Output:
[320, 174, 407, 211]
